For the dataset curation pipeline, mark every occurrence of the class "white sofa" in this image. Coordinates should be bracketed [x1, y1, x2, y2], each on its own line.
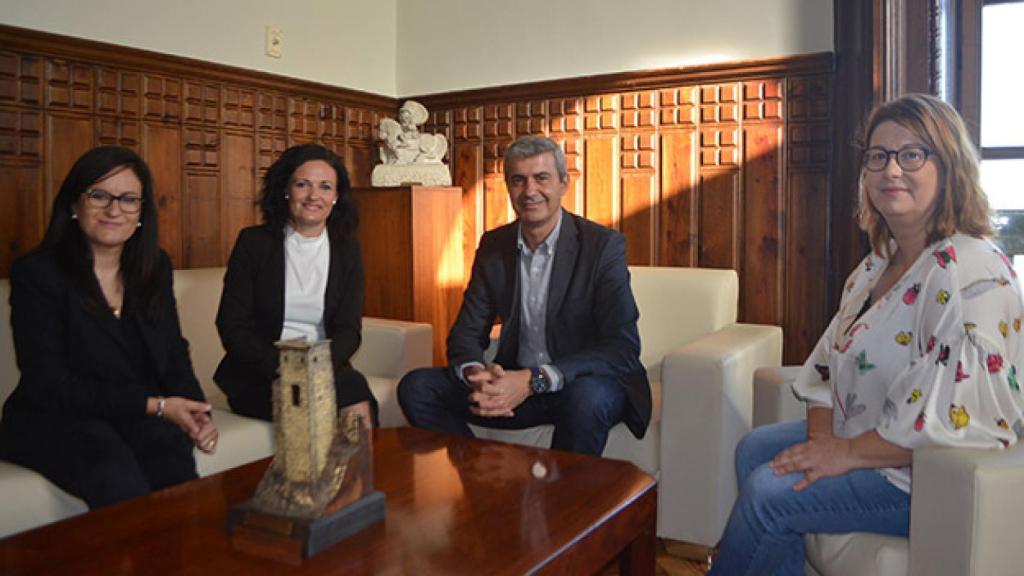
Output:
[0, 267, 432, 538]
[1, 264, 783, 548]
[754, 366, 1024, 576]
[470, 266, 783, 545]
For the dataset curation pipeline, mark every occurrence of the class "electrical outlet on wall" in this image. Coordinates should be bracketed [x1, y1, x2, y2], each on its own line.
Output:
[265, 26, 283, 58]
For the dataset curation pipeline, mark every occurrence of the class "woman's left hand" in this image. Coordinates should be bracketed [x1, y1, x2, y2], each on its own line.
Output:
[770, 436, 854, 491]
[193, 411, 219, 454]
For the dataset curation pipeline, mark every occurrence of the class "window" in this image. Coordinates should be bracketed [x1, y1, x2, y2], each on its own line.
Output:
[980, 0, 1024, 264]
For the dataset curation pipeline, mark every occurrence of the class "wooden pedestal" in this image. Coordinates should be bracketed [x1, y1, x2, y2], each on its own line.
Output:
[353, 186, 464, 365]
[227, 491, 386, 565]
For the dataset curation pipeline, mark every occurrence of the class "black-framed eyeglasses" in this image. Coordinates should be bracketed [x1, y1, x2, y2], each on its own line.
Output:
[83, 189, 144, 213]
[862, 145, 933, 172]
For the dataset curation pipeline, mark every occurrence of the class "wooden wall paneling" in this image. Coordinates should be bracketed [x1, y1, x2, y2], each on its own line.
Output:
[619, 132, 657, 265]
[142, 74, 180, 123]
[288, 96, 322, 145]
[255, 92, 286, 133]
[0, 163, 44, 277]
[698, 167, 741, 270]
[143, 123, 183, 266]
[221, 131, 257, 261]
[96, 117, 140, 151]
[183, 126, 219, 170]
[657, 87, 698, 267]
[0, 107, 41, 159]
[583, 95, 618, 228]
[345, 107, 378, 188]
[584, 135, 615, 229]
[256, 131, 286, 174]
[452, 141, 482, 280]
[696, 83, 742, 273]
[184, 81, 219, 126]
[0, 51, 42, 108]
[785, 171, 829, 365]
[740, 79, 785, 326]
[787, 74, 832, 362]
[45, 58, 92, 112]
[482, 104, 514, 231]
[95, 68, 139, 118]
[547, 97, 583, 213]
[658, 129, 697, 267]
[451, 106, 482, 278]
[323, 103, 347, 142]
[619, 90, 658, 264]
[184, 172, 220, 267]
[45, 113, 93, 204]
[222, 86, 255, 131]
[482, 166, 510, 231]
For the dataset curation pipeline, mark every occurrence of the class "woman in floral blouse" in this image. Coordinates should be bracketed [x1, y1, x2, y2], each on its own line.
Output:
[708, 94, 1024, 575]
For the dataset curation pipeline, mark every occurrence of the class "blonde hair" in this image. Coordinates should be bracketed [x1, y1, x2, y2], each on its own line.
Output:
[857, 93, 993, 257]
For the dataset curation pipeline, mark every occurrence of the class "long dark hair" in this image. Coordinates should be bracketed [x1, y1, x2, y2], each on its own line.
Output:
[41, 146, 164, 319]
[258, 143, 358, 239]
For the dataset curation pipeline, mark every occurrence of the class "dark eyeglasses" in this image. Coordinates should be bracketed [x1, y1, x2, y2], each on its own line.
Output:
[862, 145, 932, 172]
[83, 189, 144, 213]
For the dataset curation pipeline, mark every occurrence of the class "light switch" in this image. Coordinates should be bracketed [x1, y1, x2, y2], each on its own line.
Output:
[266, 26, 283, 59]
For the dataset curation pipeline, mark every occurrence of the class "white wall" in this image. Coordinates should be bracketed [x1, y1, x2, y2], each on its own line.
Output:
[0, 0, 398, 96]
[396, 0, 833, 96]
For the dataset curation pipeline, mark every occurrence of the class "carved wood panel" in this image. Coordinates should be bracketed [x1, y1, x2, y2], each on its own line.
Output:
[221, 132, 257, 261]
[0, 26, 393, 280]
[185, 172, 220, 267]
[45, 59, 92, 112]
[0, 108, 41, 158]
[0, 163, 43, 277]
[184, 81, 219, 125]
[143, 123, 182, 265]
[45, 113, 93, 204]
[142, 74, 180, 122]
[96, 117, 139, 150]
[0, 51, 42, 107]
[96, 68, 139, 117]
[222, 86, 255, 131]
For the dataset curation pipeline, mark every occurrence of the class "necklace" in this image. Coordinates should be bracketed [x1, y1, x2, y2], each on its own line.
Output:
[112, 307, 121, 319]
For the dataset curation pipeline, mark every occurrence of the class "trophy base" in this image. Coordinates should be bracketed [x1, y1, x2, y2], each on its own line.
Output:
[226, 490, 386, 565]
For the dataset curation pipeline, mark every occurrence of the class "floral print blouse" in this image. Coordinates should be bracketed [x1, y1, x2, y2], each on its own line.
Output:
[792, 234, 1024, 492]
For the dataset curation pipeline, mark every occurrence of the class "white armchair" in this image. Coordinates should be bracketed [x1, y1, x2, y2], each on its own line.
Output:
[468, 266, 784, 545]
[754, 366, 1024, 576]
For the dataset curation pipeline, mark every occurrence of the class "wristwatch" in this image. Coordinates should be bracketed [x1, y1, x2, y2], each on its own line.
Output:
[529, 367, 551, 394]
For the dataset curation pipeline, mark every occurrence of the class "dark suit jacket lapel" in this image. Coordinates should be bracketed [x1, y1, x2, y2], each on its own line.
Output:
[323, 234, 339, 327]
[546, 211, 579, 321]
[496, 224, 521, 360]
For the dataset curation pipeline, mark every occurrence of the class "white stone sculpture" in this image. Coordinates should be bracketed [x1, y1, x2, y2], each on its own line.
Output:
[372, 100, 452, 187]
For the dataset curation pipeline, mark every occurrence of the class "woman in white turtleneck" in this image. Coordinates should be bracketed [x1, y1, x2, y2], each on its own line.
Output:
[214, 144, 376, 426]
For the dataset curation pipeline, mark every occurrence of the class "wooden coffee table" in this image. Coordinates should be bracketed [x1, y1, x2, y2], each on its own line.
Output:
[0, 427, 657, 575]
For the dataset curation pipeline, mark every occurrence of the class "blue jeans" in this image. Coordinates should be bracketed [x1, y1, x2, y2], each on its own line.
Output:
[707, 421, 911, 576]
[396, 367, 625, 456]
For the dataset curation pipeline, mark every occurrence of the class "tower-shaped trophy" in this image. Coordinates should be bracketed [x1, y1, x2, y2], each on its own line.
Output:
[227, 340, 385, 563]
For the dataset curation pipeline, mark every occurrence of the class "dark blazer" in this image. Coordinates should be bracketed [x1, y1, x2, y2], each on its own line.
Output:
[214, 224, 366, 411]
[446, 211, 651, 438]
[1, 248, 204, 422]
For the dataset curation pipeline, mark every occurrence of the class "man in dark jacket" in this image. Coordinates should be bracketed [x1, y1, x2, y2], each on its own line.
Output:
[397, 136, 650, 455]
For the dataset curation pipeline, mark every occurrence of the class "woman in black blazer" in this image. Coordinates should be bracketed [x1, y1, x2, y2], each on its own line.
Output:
[0, 146, 218, 508]
[215, 144, 376, 426]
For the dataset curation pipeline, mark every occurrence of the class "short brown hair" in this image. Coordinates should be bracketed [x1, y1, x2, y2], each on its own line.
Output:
[857, 93, 993, 257]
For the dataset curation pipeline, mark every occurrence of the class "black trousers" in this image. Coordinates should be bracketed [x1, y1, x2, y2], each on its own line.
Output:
[0, 411, 197, 508]
[227, 365, 379, 427]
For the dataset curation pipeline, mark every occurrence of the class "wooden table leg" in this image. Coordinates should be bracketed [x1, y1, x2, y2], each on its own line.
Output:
[618, 504, 657, 575]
